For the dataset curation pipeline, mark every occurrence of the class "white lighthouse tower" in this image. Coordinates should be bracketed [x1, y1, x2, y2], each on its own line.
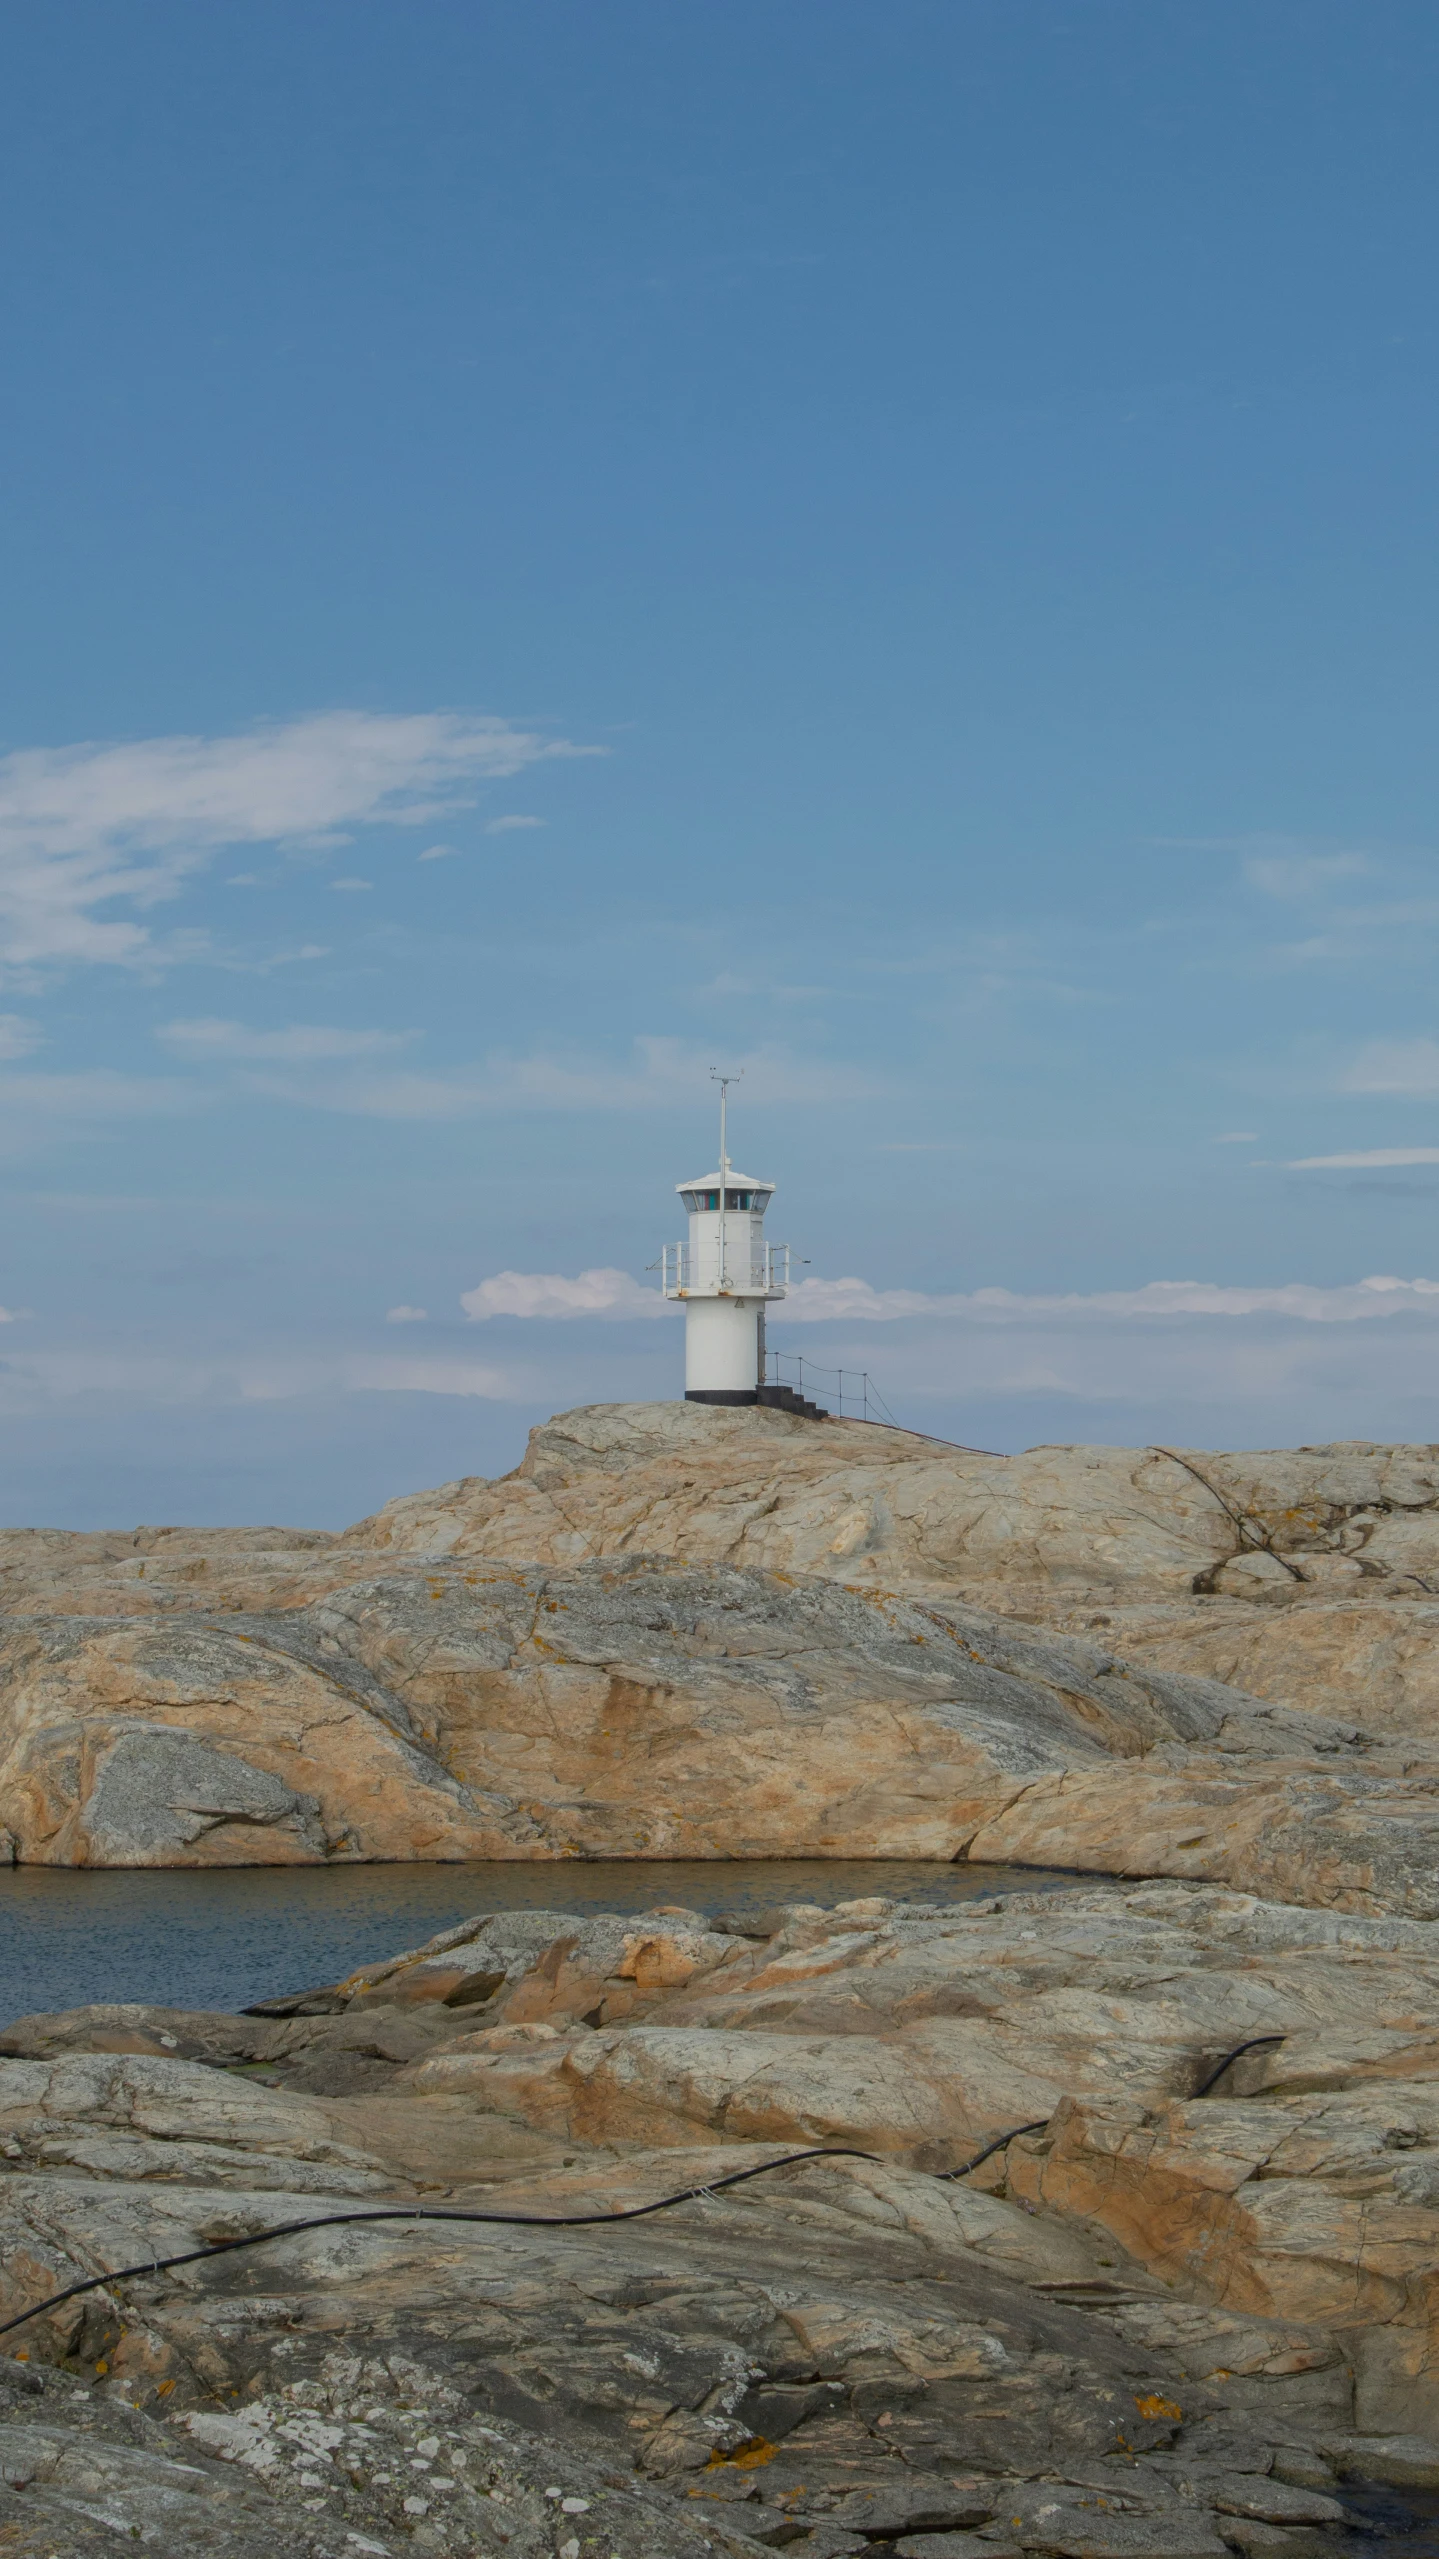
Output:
[661, 1075, 790, 1404]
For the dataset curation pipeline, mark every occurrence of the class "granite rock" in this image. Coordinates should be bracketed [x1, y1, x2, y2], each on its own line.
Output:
[3, 1405, 1439, 1921]
[0, 1535, 1433, 1913]
[11, 1880, 1438, 2551]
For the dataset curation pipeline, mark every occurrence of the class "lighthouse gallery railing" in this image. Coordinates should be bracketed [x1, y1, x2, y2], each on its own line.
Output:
[661, 1240, 791, 1297]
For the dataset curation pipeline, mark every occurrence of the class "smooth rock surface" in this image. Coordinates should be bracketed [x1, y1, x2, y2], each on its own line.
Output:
[9, 1883, 1428, 2554]
[3, 1406, 1439, 1912]
[347, 1409, 1439, 1609]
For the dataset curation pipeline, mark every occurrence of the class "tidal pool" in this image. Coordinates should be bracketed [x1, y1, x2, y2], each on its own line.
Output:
[0, 1857, 1081, 2023]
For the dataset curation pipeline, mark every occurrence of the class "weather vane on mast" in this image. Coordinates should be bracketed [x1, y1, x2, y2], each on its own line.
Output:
[710, 1066, 741, 1182]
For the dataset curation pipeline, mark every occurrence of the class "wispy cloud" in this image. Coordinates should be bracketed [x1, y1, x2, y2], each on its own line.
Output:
[417, 844, 459, 863]
[1286, 1149, 1439, 1170]
[774, 1273, 1439, 1324]
[236, 1037, 888, 1120]
[0, 709, 596, 973]
[1154, 840, 1439, 975]
[256, 944, 331, 971]
[458, 1267, 1439, 1329]
[484, 815, 545, 835]
[385, 1304, 429, 1324]
[329, 876, 372, 893]
[1242, 848, 1369, 900]
[334, 1357, 518, 1398]
[1340, 1038, 1439, 1095]
[0, 1345, 524, 1407]
[462, 1268, 669, 1321]
[1213, 1130, 1258, 1144]
[0, 1071, 197, 1145]
[157, 1018, 416, 1063]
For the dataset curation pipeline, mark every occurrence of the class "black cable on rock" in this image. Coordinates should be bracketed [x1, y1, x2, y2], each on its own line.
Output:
[938, 2121, 1051, 2180]
[0, 2147, 882, 2347]
[938, 2029, 1288, 2183]
[1188, 2034, 1285, 2100]
[0, 2035, 1290, 2351]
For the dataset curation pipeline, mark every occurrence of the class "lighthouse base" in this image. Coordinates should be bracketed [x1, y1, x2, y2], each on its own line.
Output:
[683, 1293, 764, 1400]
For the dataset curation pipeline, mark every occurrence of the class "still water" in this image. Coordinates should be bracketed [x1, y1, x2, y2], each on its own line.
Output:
[0, 1858, 1078, 2024]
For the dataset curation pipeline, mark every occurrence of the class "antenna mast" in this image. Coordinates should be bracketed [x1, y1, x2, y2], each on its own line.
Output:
[710, 1067, 741, 1290]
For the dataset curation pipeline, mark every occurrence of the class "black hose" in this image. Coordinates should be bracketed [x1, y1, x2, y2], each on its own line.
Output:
[0, 2033, 1290, 2350]
[0, 2146, 881, 2347]
[938, 2120, 1050, 2180]
[1188, 2034, 1285, 2099]
[938, 2029, 1287, 2183]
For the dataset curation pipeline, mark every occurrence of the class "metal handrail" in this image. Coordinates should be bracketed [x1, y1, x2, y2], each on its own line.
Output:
[662, 1240, 791, 1298]
[763, 1350, 901, 1426]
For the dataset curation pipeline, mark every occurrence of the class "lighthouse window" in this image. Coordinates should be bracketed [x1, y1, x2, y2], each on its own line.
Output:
[726, 1191, 752, 1209]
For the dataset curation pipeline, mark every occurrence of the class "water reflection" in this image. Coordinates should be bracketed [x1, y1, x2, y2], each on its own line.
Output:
[0, 1858, 1080, 2023]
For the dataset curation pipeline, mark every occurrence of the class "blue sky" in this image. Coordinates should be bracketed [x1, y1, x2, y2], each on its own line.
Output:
[3, 0, 1439, 1524]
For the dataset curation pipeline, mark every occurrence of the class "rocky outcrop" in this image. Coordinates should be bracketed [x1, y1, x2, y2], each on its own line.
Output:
[5, 1551, 1439, 1910]
[346, 1409, 1439, 1611]
[5, 1407, 1439, 1620]
[4, 1883, 1438, 2554]
[4, 1405, 1439, 1904]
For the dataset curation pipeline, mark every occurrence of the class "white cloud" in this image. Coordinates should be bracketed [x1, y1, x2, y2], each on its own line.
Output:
[484, 815, 545, 835]
[329, 876, 372, 893]
[1243, 849, 1369, 901]
[457, 1267, 1439, 1331]
[462, 1267, 669, 1321]
[386, 1304, 429, 1324]
[0, 1017, 41, 1060]
[1286, 1149, 1439, 1170]
[1341, 1038, 1439, 1095]
[157, 1018, 416, 1063]
[262, 1354, 517, 1401]
[775, 1273, 1439, 1325]
[0, 709, 596, 972]
[0, 1072, 195, 1144]
[0, 1346, 524, 1407]
[417, 844, 459, 863]
[237, 1036, 888, 1121]
[754, 1272, 1439, 1432]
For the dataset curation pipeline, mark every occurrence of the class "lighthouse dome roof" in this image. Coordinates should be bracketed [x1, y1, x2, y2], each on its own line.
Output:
[676, 1167, 773, 1193]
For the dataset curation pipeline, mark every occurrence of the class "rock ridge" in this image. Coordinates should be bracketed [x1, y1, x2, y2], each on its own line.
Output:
[2, 1406, 1439, 1911]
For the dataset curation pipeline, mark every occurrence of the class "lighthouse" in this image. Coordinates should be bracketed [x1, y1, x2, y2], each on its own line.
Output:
[661, 1076, 790, 1403]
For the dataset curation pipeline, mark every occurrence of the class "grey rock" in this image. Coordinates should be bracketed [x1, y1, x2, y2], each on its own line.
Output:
[1266, 2451, 1337, 2493]
[84, 1723, 326, 1861]
[0, 2002, 267, 2063]
[1004, 2512, 1229, 2558]
[9, 1879, 1424, 2558]
[836, 2482, 998, 2534]
[1322, 2430, 1439, 2486]
[894, 2539, 1018, 2559]
[0, 2355, 772, 2559]
[1203, 2475, 1345, 2524]
[1214, 2529, 1333, 2558]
